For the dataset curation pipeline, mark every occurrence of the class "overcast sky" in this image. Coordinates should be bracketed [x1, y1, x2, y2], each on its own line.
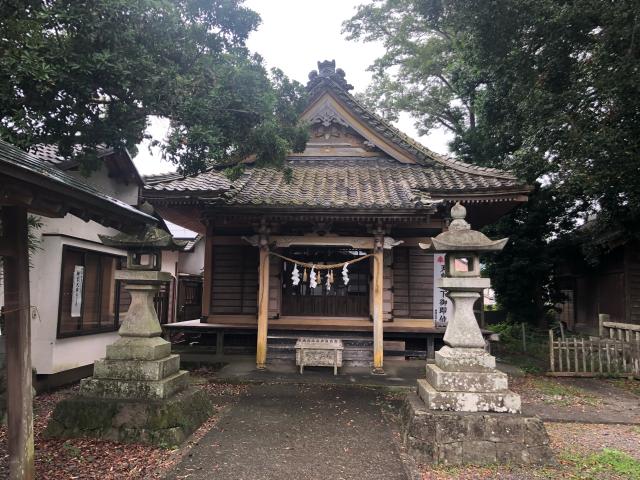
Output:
[132, 0, 451, 175]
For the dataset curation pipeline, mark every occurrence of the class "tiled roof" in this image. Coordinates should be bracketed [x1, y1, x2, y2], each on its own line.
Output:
[28, 143, 144, 186]
[28, 144, 112, 168]
[145, 169, 232, 192]
[0, 139, 156, 228]
[143, 157, 526, 209]
[144, 62, 530, 211]
[306, 63, 516, 180]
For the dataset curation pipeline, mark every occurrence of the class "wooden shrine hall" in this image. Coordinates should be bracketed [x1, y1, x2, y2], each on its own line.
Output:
[143, 60, 530, 372]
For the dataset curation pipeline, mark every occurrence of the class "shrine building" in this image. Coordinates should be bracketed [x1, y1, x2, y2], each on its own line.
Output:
[143, 60, 530, 372]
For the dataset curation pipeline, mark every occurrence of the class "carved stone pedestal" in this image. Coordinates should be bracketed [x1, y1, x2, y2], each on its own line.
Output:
[46, 271, 212, 447]
[420, 346, 521, 413]
[400, 393, 554, 466]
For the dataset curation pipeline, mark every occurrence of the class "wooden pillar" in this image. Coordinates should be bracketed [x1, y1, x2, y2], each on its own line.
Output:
[256, 246, 270, 369]
[201, 225, 213, 321]
[2, 206, 35, 480]
[372, 236, 385, 374]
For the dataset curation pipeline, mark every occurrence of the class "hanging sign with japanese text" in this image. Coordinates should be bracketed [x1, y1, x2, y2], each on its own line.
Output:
[71, 265, 84, 317]
[433, 253, 452, 327]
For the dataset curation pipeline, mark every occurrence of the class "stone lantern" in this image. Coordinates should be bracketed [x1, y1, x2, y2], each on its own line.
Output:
[401, 203, 553, 465]
[420, 202, 518, 411]
[47, 227, 212, 446]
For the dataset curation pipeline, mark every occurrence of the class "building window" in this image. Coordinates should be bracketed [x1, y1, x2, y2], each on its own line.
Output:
[57, 246, 124, 337]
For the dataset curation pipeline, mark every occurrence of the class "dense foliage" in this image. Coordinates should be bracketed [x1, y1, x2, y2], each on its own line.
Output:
[0, 0, 308, 174]
[345, 0, 640, 324]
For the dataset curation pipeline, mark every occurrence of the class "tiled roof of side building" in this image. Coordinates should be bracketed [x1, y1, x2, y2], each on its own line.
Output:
[28, 143, 113, 168]
[0, 139, 156, 228]
[144, 168, 233, 192]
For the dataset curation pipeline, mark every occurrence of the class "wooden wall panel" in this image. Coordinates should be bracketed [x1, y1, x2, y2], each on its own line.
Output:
[210, 245, 258, 315]
[626, 244, 640, 325]
[598, 273, 625, 323]
[268, 254, 282, 318]
[392, 247, 434, 319]
[383, 250, 393, 321]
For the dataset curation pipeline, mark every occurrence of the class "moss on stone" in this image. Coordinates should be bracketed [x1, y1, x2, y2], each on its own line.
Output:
[45, 387, 213, 448]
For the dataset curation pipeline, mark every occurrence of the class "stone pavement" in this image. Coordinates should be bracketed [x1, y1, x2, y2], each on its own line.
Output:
[212, 357, 424, 388]
[162, 383, 409, 480]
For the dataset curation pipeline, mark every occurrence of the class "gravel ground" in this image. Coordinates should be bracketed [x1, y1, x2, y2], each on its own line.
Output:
[418, 422, 640, 480]
[545, 422, 640, 460]
[162, 383, 409, 480]
[511, 375, 640, 424]
[2, 371, 638, 480]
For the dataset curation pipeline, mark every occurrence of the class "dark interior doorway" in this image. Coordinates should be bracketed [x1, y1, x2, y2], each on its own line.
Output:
[281, 247, 370, 317]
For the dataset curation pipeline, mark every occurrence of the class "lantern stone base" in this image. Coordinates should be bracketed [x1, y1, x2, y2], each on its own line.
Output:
[400, 393, 554, 465]
[422, 346, 521, 414]
[418, 379, 521, 413]
[47, 335, 212, 447]
[80, 370, 190, 401]
[45, 387, 212, 447]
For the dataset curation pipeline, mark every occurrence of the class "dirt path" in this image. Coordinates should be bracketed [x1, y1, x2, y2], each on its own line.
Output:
[162, 383, 408, 480]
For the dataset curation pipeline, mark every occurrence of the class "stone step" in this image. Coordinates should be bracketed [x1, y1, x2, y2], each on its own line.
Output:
[417, 378, 521, 414]
[79, 370, 189, 400]
[425, 364, 508, 393]
[106, 336, 172, 361]
[93, 354, 181, 382]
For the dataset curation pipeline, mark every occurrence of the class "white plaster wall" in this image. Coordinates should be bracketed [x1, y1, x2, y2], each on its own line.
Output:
[29, 228, 128, 374]
[68, 164, 139, 206]
[0, 162, 144, 375]
[178, 239, 205, 275]
[161, 250, 179, 323]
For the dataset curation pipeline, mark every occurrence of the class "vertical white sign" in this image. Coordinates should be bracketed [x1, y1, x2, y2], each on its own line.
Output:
[71, 265, 84, 317]
[433, 253, 452, 327]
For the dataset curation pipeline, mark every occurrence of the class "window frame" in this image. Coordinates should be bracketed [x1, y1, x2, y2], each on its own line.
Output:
[56, 245, 124, 339]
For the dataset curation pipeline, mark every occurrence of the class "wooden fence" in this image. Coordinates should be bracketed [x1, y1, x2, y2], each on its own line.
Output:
[548, 329, 640, 378]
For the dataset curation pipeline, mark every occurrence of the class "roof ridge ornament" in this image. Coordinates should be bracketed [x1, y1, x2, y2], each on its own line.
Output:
[448, 202, 470, 231]
[307, 59, 354, 92]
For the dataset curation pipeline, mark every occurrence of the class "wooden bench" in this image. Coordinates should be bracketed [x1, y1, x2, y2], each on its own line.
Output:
[295, 337, 343, 375]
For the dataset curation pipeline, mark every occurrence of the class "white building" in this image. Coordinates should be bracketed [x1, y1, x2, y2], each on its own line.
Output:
[0, 146, 184, 381]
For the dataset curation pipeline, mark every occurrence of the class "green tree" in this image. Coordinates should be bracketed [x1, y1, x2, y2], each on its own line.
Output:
[0, 0, 308, 174]
[345, 0, 640, 325]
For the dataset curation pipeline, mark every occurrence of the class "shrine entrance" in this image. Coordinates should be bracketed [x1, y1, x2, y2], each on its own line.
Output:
[281, 246, 370, 317]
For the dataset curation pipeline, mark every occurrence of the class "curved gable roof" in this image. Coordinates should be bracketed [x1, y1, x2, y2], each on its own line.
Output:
[143, 61, 530, 210]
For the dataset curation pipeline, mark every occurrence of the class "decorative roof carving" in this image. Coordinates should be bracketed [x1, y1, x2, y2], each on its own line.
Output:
[308, 102, 350, 128]
[307, 59, 354, 92]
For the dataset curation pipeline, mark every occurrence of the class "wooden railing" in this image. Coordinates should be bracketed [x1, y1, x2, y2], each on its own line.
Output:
[599, 314, 640, 342]
[548, 328, 640, 378]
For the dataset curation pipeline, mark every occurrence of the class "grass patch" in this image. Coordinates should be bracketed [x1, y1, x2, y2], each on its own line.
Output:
[532, 377, 601, 406]
[421, 449, 640, 479]
[497, 352, 545, 374]
[561, 448, 640, 479]
[608, 378, 640, 397]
